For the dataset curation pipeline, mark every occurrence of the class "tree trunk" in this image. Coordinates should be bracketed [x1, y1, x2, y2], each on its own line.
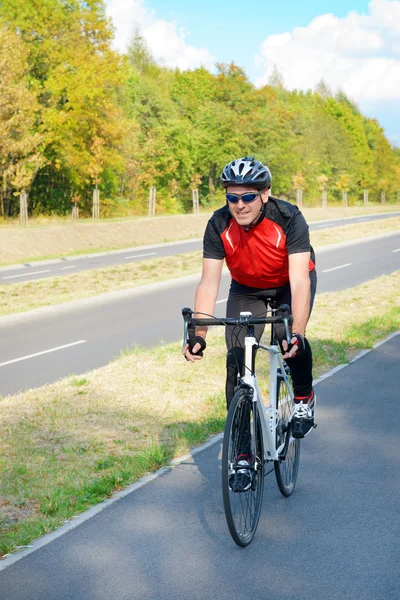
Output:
[92, 185, 100, 218]
[20, 191, 28, 225]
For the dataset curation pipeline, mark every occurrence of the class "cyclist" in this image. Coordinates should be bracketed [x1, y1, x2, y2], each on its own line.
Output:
[183, 156, 317, 443]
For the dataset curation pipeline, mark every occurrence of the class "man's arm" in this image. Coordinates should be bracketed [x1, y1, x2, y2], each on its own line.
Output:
[183, 258, 224, 362]
[282, 251, 311, 359]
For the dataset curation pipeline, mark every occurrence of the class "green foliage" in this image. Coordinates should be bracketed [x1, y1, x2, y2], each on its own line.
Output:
[0, 4, 398, 216]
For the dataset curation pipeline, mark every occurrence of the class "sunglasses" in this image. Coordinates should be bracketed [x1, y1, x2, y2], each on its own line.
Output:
[226, 191, 262, 204]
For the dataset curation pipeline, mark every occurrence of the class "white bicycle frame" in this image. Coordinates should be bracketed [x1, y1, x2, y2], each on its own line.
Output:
[240, 314, 294, 462]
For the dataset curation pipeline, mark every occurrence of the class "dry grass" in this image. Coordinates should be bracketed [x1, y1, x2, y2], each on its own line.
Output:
[0, 252, 203, 316]
[310, 216, 400, 247]
[0, 271, 399, 556]
[0, 205, 398, 265]
[1, 216, 399, 317]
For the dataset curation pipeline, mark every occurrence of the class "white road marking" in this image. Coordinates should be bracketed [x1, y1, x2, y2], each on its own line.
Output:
[2, 269, 51, 280]
[322, 263, 352, 273]
[61, 265, 76, 270]
[216, 298, 227, 304]
[0, 340, 87, 368]
[392, 248, 400, 253]
[124, 252, 157, 260]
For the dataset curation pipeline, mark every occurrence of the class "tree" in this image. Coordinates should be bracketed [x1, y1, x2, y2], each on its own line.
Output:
[0, 0, 126, 214]
[127, 28, 155, 75]
[336, 175, 350, 205]
[0, 24, 45, 216]
[314, 79, 332, 100]
[268, 65, 285, 89]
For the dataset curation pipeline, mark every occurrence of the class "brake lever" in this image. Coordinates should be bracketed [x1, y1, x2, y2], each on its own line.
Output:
[182, 307, 193, 351]
[279, 304, 292, 345]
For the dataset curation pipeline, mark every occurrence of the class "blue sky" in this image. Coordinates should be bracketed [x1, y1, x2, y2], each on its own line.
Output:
[147, 0, 371, 79]
[106, 0, 400, 146]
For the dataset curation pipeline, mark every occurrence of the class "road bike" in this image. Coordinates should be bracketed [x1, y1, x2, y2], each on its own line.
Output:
[182, 296, 301, 547]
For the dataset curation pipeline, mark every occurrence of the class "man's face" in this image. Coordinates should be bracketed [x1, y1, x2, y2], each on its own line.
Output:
[226, 186, 269, 227]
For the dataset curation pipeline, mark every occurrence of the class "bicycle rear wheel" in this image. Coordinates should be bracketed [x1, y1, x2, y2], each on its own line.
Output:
[274, 372, 300, 497]
[222, 386, 264, 547]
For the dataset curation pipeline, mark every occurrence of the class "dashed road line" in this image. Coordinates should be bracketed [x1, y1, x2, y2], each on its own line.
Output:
[0, 340, 87, 368]
[2, 269, 51, 280]
[392, 248, 400, 253]
[61, 265, 76, 270]
[124, 252, 157, 260]
[322, 263, 352, 273]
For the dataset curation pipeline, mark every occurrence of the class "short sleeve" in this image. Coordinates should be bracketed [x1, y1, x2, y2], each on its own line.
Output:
[285, 211, 311, 255]
[203, 218, 226, 259]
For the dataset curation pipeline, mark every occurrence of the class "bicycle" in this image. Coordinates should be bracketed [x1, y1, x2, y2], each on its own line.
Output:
[182, 296, 303, 547]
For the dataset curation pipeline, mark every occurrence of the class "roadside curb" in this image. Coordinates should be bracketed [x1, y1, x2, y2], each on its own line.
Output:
[1, 229, 399, 326]
[1, 330, 398, 571]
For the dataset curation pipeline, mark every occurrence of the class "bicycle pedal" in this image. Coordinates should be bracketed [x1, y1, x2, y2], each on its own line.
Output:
[313, 423, 318, 429]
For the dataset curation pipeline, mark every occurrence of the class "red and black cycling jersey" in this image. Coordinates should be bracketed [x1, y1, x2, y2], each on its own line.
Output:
[203, 196, 316, 289]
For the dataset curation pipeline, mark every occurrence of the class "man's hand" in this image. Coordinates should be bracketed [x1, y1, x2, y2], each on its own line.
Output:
[282, 334, 305, 360]
[183, 342, 203, 362]
[183, 336, 206, 362]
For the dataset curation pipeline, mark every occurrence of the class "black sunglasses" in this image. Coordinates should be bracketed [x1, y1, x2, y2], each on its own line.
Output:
[226, 191, 262, 204]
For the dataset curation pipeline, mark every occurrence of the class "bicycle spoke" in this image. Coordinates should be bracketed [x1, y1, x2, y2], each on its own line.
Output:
[274, 372, 301, 497]
[222, 387, 264, 546]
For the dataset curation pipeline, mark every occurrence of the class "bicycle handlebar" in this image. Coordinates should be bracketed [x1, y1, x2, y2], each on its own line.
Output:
[182, 306, 293, 348]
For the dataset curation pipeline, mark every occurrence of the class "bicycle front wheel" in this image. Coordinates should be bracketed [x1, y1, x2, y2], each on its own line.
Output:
[222, 386, 264, 547]
[274, 372, 300, 497]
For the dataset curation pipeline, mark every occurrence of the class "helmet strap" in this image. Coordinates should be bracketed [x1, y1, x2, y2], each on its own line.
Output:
[243, 202, 267, 232]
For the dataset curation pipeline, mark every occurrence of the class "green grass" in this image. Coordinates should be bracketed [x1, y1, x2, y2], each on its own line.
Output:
[0, 271, 399, 558]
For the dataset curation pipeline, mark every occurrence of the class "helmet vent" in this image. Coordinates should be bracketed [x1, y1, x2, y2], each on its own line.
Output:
[221, 156, 272, 189]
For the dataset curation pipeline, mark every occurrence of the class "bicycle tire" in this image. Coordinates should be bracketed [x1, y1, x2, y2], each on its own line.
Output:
[274, 372, 300, 497]
[222, 386, 264, 547]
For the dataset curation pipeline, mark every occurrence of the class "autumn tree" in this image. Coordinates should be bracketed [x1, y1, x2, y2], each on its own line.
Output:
[0, 0, 126, 214]
[0, 24, 45, 216]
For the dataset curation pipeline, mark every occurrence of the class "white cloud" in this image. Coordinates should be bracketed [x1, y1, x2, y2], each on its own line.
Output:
[255, 0, 400, 103]
[106, 0, 215, 71]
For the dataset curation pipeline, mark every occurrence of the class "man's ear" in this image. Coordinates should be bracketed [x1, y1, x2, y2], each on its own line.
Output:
[261, 189, 269, 204]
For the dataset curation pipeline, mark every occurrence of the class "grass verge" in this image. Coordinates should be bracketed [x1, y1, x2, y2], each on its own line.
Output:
[0, 205, 398, 265]
[0, 271, 399, 557]
[1, 216, 399, 317]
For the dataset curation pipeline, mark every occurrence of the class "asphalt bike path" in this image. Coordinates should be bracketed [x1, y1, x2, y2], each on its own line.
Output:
[0, 232, 399, 395]
[1, 211, 399, 283]
[1, 334, 399, 599]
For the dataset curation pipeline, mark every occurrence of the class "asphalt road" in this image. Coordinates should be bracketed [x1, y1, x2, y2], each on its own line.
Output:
[0, 233, 399, 396]
[1, 334, 399, 599]
[1, 211, 399, 284]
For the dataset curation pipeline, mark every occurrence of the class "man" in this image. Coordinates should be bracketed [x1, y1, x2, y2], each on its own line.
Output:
[183, 156, 317, 441]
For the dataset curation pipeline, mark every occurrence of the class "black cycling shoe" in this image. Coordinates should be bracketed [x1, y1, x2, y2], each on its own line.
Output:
[291, 390, 316, 439]
[229, 455, 252, 492]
